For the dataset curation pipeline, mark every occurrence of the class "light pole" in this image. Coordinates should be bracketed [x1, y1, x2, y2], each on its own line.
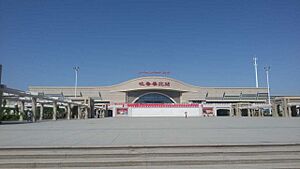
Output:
[264, 66, 271, 114]
[73, 66, 79, 98]
[253, 57, 259, 88]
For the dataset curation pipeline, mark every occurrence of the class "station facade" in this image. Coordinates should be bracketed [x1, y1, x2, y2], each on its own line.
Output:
[28, 76, 297, 118]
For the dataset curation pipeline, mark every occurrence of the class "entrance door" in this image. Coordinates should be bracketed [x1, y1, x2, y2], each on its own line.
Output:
[104, 110, 113, 117]
[217, 109, 230, 116]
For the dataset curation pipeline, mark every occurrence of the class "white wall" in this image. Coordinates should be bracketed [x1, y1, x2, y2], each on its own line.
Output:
[129, 107, 202, 117]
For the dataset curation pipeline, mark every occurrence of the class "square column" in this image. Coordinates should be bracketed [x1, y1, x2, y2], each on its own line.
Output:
[78, 106, 81, 119]
[67, 104, 71, 120]
[258, 109, 261, 117]
[39, 104, 44, 121]
[53, 101, 57, 120]
[0, 90, 2, 112]
[112, 106, 117, 117]
[95, 109, 99, 118]
[288, 106, 292, 117]
[273, 103, 278, 117]
[18, 101, 24, 121]
[235, 107, 240, 117]
[32, 98, 37, 122]
[284, 99, 288, 117]
[84, 107, 88, 119]
[229, 107, 234, 117]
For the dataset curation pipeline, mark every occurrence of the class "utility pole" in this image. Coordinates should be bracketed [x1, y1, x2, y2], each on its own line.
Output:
[253, 57, 259, 88]
[73, 66, 79, 98]
[264, 66, 271, 114]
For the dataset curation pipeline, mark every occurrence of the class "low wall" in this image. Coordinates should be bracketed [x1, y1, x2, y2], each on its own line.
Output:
[127, 104, 202, 117]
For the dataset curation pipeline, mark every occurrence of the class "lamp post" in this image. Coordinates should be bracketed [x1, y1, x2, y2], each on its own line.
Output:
[73, 66, 79, 98]
[253, 57, 259, 88]
[264, 66, 271, 114]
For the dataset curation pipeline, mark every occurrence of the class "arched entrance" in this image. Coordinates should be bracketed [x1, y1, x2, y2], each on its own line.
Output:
[133, 92, 175, 103]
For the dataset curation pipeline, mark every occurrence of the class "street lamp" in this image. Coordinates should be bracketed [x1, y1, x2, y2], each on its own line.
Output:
[264, 66, 271, 114]
[253, 57, 259, 88]
[73, 66, 80, 98]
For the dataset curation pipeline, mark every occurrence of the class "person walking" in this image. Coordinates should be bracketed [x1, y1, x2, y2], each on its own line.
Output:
[27, 111, 32, 122]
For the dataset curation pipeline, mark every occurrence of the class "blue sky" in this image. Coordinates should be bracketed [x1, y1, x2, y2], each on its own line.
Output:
[0, 0, 299, 95]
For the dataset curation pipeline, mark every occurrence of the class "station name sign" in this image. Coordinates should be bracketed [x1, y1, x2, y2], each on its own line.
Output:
[138, 81, 170, 87]
[138, 71, 171, 75]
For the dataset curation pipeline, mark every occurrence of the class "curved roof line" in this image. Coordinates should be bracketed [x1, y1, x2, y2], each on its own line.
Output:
[109, 76, 200, 89]
[29, 76, 268, 89]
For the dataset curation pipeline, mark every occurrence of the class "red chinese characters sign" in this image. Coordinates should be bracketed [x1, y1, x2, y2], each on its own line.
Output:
[139, 81, 170, 87]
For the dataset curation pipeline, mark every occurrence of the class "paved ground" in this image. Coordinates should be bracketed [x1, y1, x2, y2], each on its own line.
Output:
[0, 117, 299, 147]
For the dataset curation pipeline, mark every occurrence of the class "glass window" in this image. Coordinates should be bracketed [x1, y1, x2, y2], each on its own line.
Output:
[135, 93, 174, 103]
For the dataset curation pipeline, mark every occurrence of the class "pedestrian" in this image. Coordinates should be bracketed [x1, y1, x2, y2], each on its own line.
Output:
[27, 111, 32, 122]
[184, 112, 187, 118]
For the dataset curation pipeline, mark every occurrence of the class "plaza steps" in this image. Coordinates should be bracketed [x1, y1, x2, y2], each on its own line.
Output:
[0, 144, 300, 168]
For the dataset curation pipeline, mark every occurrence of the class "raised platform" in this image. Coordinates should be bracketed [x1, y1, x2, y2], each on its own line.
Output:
[0, 117, 299, 148]
[1, 117, 300, 168]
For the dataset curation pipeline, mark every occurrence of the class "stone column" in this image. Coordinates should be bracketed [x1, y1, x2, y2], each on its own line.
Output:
[0, 90, 2, 112]
[288, 106, 292, 117]
[84, 107, 88, 119]
[94, 109, 98, 118]
[39, 103, 44, 121]
[284, 99, 288, 117]
[213, 108, 217, 117]
[87, 98, 93, 118]
[273, 104, 278, 117]
[63, 106, 68, 119]
[0, 91, 3, 113]
[102, 109, 106, 118]
[235, 106, 240, 117]
[67, 104, 71, 120]
[32, 97, 37, 122]
[19, 101, 24, 121]
[78, 106, 81, 119]
[229, 107, 234, 117]
[112, 106, 117, 117]
[53, 101, 57, 120]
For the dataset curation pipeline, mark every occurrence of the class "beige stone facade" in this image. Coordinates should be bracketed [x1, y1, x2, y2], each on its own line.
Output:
[29, 76, 270, 104]
[28, 76, 281, 117]
[29, 76, 268, 102]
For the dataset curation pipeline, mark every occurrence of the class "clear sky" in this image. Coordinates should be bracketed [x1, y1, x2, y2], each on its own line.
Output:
[1, 0, 299, 95]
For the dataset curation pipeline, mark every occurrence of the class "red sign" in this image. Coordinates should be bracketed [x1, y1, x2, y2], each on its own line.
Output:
[139, 71, 171, 75]
[139, 81, 170, 87]
[116, 108, 128, 115]
[127, 103, 200, 108]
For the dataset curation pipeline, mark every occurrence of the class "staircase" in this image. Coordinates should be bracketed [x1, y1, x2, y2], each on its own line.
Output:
[0, 144, 299, 168]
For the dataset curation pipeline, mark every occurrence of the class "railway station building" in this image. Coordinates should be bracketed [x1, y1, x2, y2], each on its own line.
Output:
[28, 76, 300, 118]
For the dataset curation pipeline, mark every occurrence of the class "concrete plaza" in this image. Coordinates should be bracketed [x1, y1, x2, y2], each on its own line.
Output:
[1, 117, 300, 148]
